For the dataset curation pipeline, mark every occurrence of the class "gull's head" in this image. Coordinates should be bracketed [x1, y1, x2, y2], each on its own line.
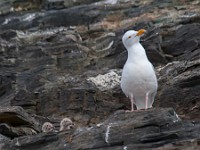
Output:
[122, 29, 146, 49]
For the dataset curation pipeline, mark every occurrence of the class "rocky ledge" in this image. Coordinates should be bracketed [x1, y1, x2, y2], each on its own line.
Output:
[1, 107, 200, 150]
[0, 0, 200, 149]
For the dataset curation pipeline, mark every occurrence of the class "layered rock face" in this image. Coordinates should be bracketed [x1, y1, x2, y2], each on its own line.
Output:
[0, 0, 200, 149]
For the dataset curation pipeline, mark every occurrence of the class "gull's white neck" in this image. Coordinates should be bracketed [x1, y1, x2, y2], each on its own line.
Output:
[126, 42, 148, 62]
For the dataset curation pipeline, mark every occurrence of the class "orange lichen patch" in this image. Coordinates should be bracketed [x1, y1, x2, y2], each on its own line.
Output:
[66, 135, 73, 143]
[76, 26, 88, 32]
[13, 0, 41, 11]
[76, 3, 199, 33]
[76, 21, 120, 32]
[120, 12, 160, 29]
[98, 20, 125, 30]
[76, 11, 160, 33]
[104, 12, 125, 22]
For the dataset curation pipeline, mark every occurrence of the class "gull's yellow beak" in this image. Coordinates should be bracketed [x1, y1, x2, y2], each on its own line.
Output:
[136, 29, 146, 36]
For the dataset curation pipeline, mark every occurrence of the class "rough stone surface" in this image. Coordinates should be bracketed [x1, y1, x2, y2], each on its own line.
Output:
[2, 108, 200, 150]
[0, 106, 40, 138]
[157, 60, 200, 120]
[0, 0, 200, 149]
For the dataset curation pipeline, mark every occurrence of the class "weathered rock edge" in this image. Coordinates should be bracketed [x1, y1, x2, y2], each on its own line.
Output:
[1, 108, 200, 150]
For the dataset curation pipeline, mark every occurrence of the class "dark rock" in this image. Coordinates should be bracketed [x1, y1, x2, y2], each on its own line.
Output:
[11, 133, 59, 149]
[42, 0, 65, 10]
[3, 130, 74, 150]
[0, 106, 40, 138]
[2, 108, 200, 150]
[161, 23, 200, 61]
[11, 90, 36, 114]
[0, 30, 17, 41]
[42, 0, 101, 10]
[157, 60, 200, 120]
[0, 0, 13, 15]
[0, 75, 14, 107]
[0, 5, 107, 30]
[0, 123, 37, 139]
[0, 134, 10, 150]
[36, 84, 124, 125]
[0, 75, 12, 98]
[13, 0, 41, 11]
[101, 108, 179, 145]
[0, 0, 184, 31]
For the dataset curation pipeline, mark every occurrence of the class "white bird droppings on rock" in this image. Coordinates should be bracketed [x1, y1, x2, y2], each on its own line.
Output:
[96, 122, 103, 127]
[105, 124, 112, 144]
[15, 138, 20, 146]
[87, 70, 121, 91]
[22, 13, 36, 22]
[123, 146, 127, 150]
[173, 111, 181, 123]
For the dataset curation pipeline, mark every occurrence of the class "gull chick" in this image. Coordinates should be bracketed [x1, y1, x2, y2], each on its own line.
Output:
[59, 118, 74, 131]
[121, 29, 158, 111]
[42, 122, 55, 133]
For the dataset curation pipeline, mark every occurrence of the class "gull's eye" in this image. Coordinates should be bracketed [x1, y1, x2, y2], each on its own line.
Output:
[128, 36, 131, 39]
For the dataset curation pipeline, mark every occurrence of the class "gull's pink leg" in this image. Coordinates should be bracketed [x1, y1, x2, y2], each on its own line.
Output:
[131, 97, 134, 111]
[145, 92, 150, 109]
[126, 97, 135, 112]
